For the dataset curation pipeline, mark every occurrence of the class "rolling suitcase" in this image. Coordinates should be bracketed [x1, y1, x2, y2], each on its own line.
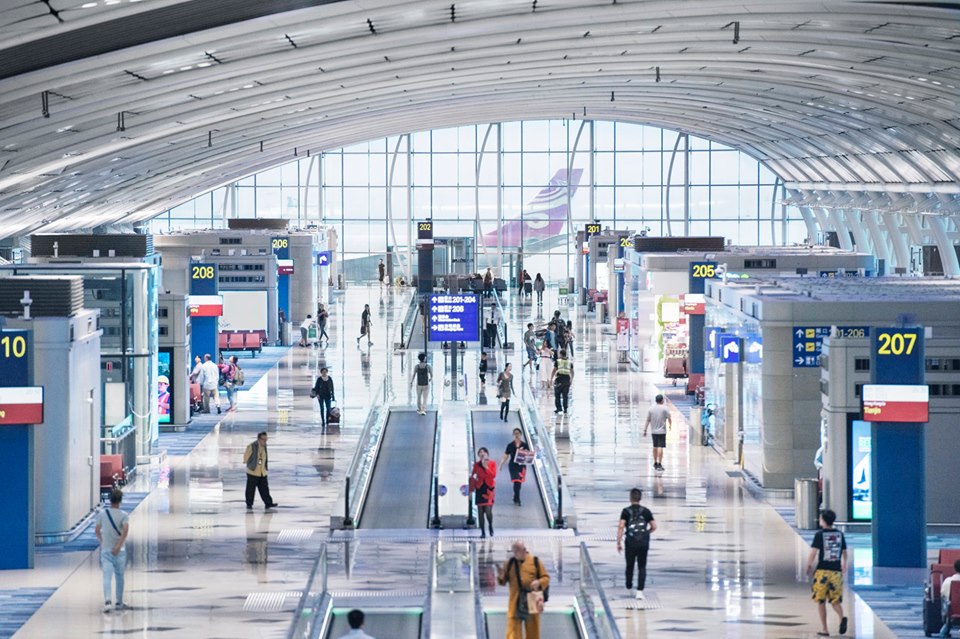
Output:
[524, 281, 533, 295]
[327, 406, 341, 426]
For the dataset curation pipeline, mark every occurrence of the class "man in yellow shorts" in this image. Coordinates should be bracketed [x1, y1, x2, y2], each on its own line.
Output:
[805, 509, 849, 636]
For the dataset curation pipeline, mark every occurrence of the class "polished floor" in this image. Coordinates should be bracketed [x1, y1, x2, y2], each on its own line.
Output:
[5, 284, 929, 638]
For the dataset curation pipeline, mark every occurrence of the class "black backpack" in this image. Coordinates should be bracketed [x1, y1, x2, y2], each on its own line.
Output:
[624, 505, 651, 545]
[416, 363, 430, 386]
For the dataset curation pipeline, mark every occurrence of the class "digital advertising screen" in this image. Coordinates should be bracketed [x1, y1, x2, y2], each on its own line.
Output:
[158, 348, 172, 424]
[849, 419, 872, 521]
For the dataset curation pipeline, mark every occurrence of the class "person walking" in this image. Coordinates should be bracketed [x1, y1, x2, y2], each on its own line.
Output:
[317, 304, 330, 344]
[483, 267, 494, 297]
[470, 447, 497, 538]
[222, 355, 241, 411]
[189, 355, 202, 383]
[338, 609, 377, 639]
[643, 394, 672, 471]
[565, 320, 576, 358]
[617, 487, 656, 600]
[496, 362, 515, 422]
[377, 258, 386, 287]
[500, 428, 530, 506]
[496, 539, 550, 639]
[243, 431, 278, 510]
[479, 351, 489, 385]
[544, 322, 557, 359]
[313, 367, 335, 427]
[95, 488, 130, 613]
[357, 304, 372, 346]
[538, 342, 554, 390]
[550, 349, 573, 414]
[198, 353, 221, 414]
[805, 509, 849, 637]
[410, 352, 432, 415]
[533, 273, 545, 306]
[522, 323, 537, 371]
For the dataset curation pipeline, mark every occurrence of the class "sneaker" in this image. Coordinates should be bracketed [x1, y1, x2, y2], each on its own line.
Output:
[246, 505, 253, 511]
[266, 502, 278, 509]
[103, 601, 112, 613]
[625, 587, 634, 597]
[115, 602, 130, 611]
[635, 590, 645, 601]
[839, 617, 848, 635]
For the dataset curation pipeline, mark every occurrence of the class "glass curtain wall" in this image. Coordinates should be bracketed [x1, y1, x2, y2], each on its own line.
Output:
[150, 119, 800, 282]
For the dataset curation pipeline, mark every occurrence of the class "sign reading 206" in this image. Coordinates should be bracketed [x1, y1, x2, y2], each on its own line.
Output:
[191, 265, 216, 280]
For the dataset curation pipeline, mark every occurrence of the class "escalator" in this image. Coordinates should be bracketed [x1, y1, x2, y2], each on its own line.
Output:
[471, 410, 551, 529]
[484, 609, 582, 638]
[359, 410, 437, 529]
[325, 608, 423, 638]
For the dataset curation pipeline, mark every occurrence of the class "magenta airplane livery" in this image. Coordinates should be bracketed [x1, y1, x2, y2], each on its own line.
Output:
[482, 168, 584, 248]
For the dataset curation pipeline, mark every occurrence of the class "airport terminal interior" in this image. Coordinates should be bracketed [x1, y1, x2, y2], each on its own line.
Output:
[1, 1, 960, 638]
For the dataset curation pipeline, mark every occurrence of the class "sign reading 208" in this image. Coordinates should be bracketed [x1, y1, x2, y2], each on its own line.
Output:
[191, 265, 215, 280]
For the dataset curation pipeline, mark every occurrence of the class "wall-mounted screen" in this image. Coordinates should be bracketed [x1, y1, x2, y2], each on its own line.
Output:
[221, 290, 268, 332]
[862, 384, 929, 422]
[849, 419, 872, 521]
[157, 348, 172, 425]
[187, 294, 223, 317]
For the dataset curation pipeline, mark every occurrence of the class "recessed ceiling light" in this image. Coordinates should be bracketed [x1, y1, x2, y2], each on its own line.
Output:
[162, 69, 174, 74]
[180, 66, 193, 71]
[56, 125, 74, 132]
[197, 62, 211, 68]
[243, 84, 254, 89]
[81, 2, 97, 7]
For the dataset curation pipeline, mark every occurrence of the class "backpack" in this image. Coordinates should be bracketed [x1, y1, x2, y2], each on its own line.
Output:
[416, 363, 430, 386]
[233, 365, 244, 386]
[624, 505, 651, 545]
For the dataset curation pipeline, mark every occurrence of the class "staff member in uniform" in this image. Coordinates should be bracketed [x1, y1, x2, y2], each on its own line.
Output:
[550, 349, 573, 414]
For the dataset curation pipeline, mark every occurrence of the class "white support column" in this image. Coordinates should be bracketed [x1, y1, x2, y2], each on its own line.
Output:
[929, 215, 960, 277]
[829, 209, 854, 250]
[862, 210, 892, 270]
[845, 209, 872, 253]
[881, 211, 911, 271]
[798, 206, 818, 243]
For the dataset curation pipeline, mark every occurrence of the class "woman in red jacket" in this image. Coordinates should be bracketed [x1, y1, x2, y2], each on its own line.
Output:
[470, 447, 497, 538]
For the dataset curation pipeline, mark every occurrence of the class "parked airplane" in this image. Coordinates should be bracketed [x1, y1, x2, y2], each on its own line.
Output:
[480, 168, 584, 249]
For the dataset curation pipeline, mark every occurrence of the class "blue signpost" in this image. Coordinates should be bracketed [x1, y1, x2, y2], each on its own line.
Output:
[0, 329, 37, 569]
[688, 261, 717, 382]
[427, 294, 480, 342]
[272, 236, 290, 324]
[190, 262, 219, 361]
[869, 326, 926, 567]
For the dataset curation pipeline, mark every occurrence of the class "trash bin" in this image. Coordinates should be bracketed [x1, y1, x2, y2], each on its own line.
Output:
[795, 478, 819, 530]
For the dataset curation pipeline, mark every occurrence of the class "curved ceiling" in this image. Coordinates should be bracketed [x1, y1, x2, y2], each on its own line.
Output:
[0, 0, 958, 241]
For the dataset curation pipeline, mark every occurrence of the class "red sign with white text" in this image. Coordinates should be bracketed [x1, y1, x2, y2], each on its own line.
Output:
[0, 387, 44, 425]
[681, 293, 706, 315]
[188, 294, 223, 317]
[862, 384, 929, 423]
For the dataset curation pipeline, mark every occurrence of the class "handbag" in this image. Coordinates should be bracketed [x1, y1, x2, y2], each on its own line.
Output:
[526, 591, 545, 615]
[512, 556, 546, 619]
[310, 388, 317, 399]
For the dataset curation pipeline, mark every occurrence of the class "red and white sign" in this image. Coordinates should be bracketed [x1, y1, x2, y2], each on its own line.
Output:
[862, 384, 929, 423]
[616, 317, 630, 352]
[277, 259, 294, 275]
[0, 387, 44, 425]
[188, 294, 224, 317]
[681, 293, 706, 315]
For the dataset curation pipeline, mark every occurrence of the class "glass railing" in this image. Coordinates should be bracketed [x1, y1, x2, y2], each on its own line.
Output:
[576, 542, 622, 639]
[516, 385, 566, 528]
[491, 290, 509, 348]
[337, 375, 392, 527]
[287, 544, 331, 639]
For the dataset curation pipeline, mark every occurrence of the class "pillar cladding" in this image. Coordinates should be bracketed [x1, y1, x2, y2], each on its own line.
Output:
[0, 328, 35, 569]
[870, 326, 926, 568]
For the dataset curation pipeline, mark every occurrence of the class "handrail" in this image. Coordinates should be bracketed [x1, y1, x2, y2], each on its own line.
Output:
[575, 542, 622, 639]
[472, 542, 488, 639]
[287, 545, 331, 639]
[419, 541, 437, 639]
[428, 407, 443, 528]
[400, 294, 420, 349]
[465, 411, 477, 527]
[490, 290, 508, 348]
[516, 383, 571, 529]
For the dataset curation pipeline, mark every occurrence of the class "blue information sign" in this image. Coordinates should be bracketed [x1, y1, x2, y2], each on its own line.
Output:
[706, 326, 721, 357]
[792, 326, 830, 367]
[719, 335, 740, 364]
[0, 329, 35, 569]
[316, 251, 331, 267]
[745, 334, 763, 364]
[428, 294, 480, 342]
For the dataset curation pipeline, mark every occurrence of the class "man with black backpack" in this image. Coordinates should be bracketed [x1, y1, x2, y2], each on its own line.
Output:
[617, 487, 657, 600]
[410, 353, 432, 415]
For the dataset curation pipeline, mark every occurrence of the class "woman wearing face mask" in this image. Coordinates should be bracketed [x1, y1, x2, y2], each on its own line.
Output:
[470, 447, 497, 538]
[500, 428, 531, 507]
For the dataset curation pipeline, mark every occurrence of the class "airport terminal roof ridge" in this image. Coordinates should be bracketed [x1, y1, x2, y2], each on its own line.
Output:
[715, 274, 960, 302]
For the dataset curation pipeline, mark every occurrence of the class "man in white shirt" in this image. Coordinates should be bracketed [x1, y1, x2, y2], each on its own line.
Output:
[941, 560, 960, 638]
[339, 609, 376, 639]
[198, 353, 222, 414]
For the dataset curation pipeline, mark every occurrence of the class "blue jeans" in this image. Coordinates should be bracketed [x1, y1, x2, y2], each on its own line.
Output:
[101, 548, 126, 603]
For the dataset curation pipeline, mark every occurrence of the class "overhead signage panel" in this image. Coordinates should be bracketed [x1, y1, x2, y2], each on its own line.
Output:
[862, 384, 929, 423]
[428, 294, 480, 342]
[0, 386, 44, 425]
[277, 258, 294, 275]
[316, 251, 331, 267]
[187, 294, 224, 317]
[720, 334, 740, 364]
[792, 326, 830, 367]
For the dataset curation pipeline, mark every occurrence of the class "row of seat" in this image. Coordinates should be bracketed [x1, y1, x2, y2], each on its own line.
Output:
[218, 330, 265, 356]
[926, 548, 960, 636]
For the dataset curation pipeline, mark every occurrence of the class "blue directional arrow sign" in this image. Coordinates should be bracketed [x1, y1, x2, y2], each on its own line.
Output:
[316, 251, 331, 267]
[428, 294, 480, 342]
[720, 335, 740, 364]
[792, 326, 830, 367]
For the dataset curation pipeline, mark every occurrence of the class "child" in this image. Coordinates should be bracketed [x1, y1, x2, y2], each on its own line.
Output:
[805, 509, 848, 637]
[479, 351, 489, 385]
[538, 342, 554, 389]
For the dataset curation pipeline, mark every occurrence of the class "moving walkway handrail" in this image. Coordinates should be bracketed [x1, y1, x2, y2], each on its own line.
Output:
[287, 544, 332, 639]
[428, 406, 443, 528]
[517, 385, 569, 528]
[337, 375, 392, 528]
[575, 542, 622, 639]
[399, 294, 420, 349]
[491, 290, 508, 348]
[472, 542, 488, 639]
